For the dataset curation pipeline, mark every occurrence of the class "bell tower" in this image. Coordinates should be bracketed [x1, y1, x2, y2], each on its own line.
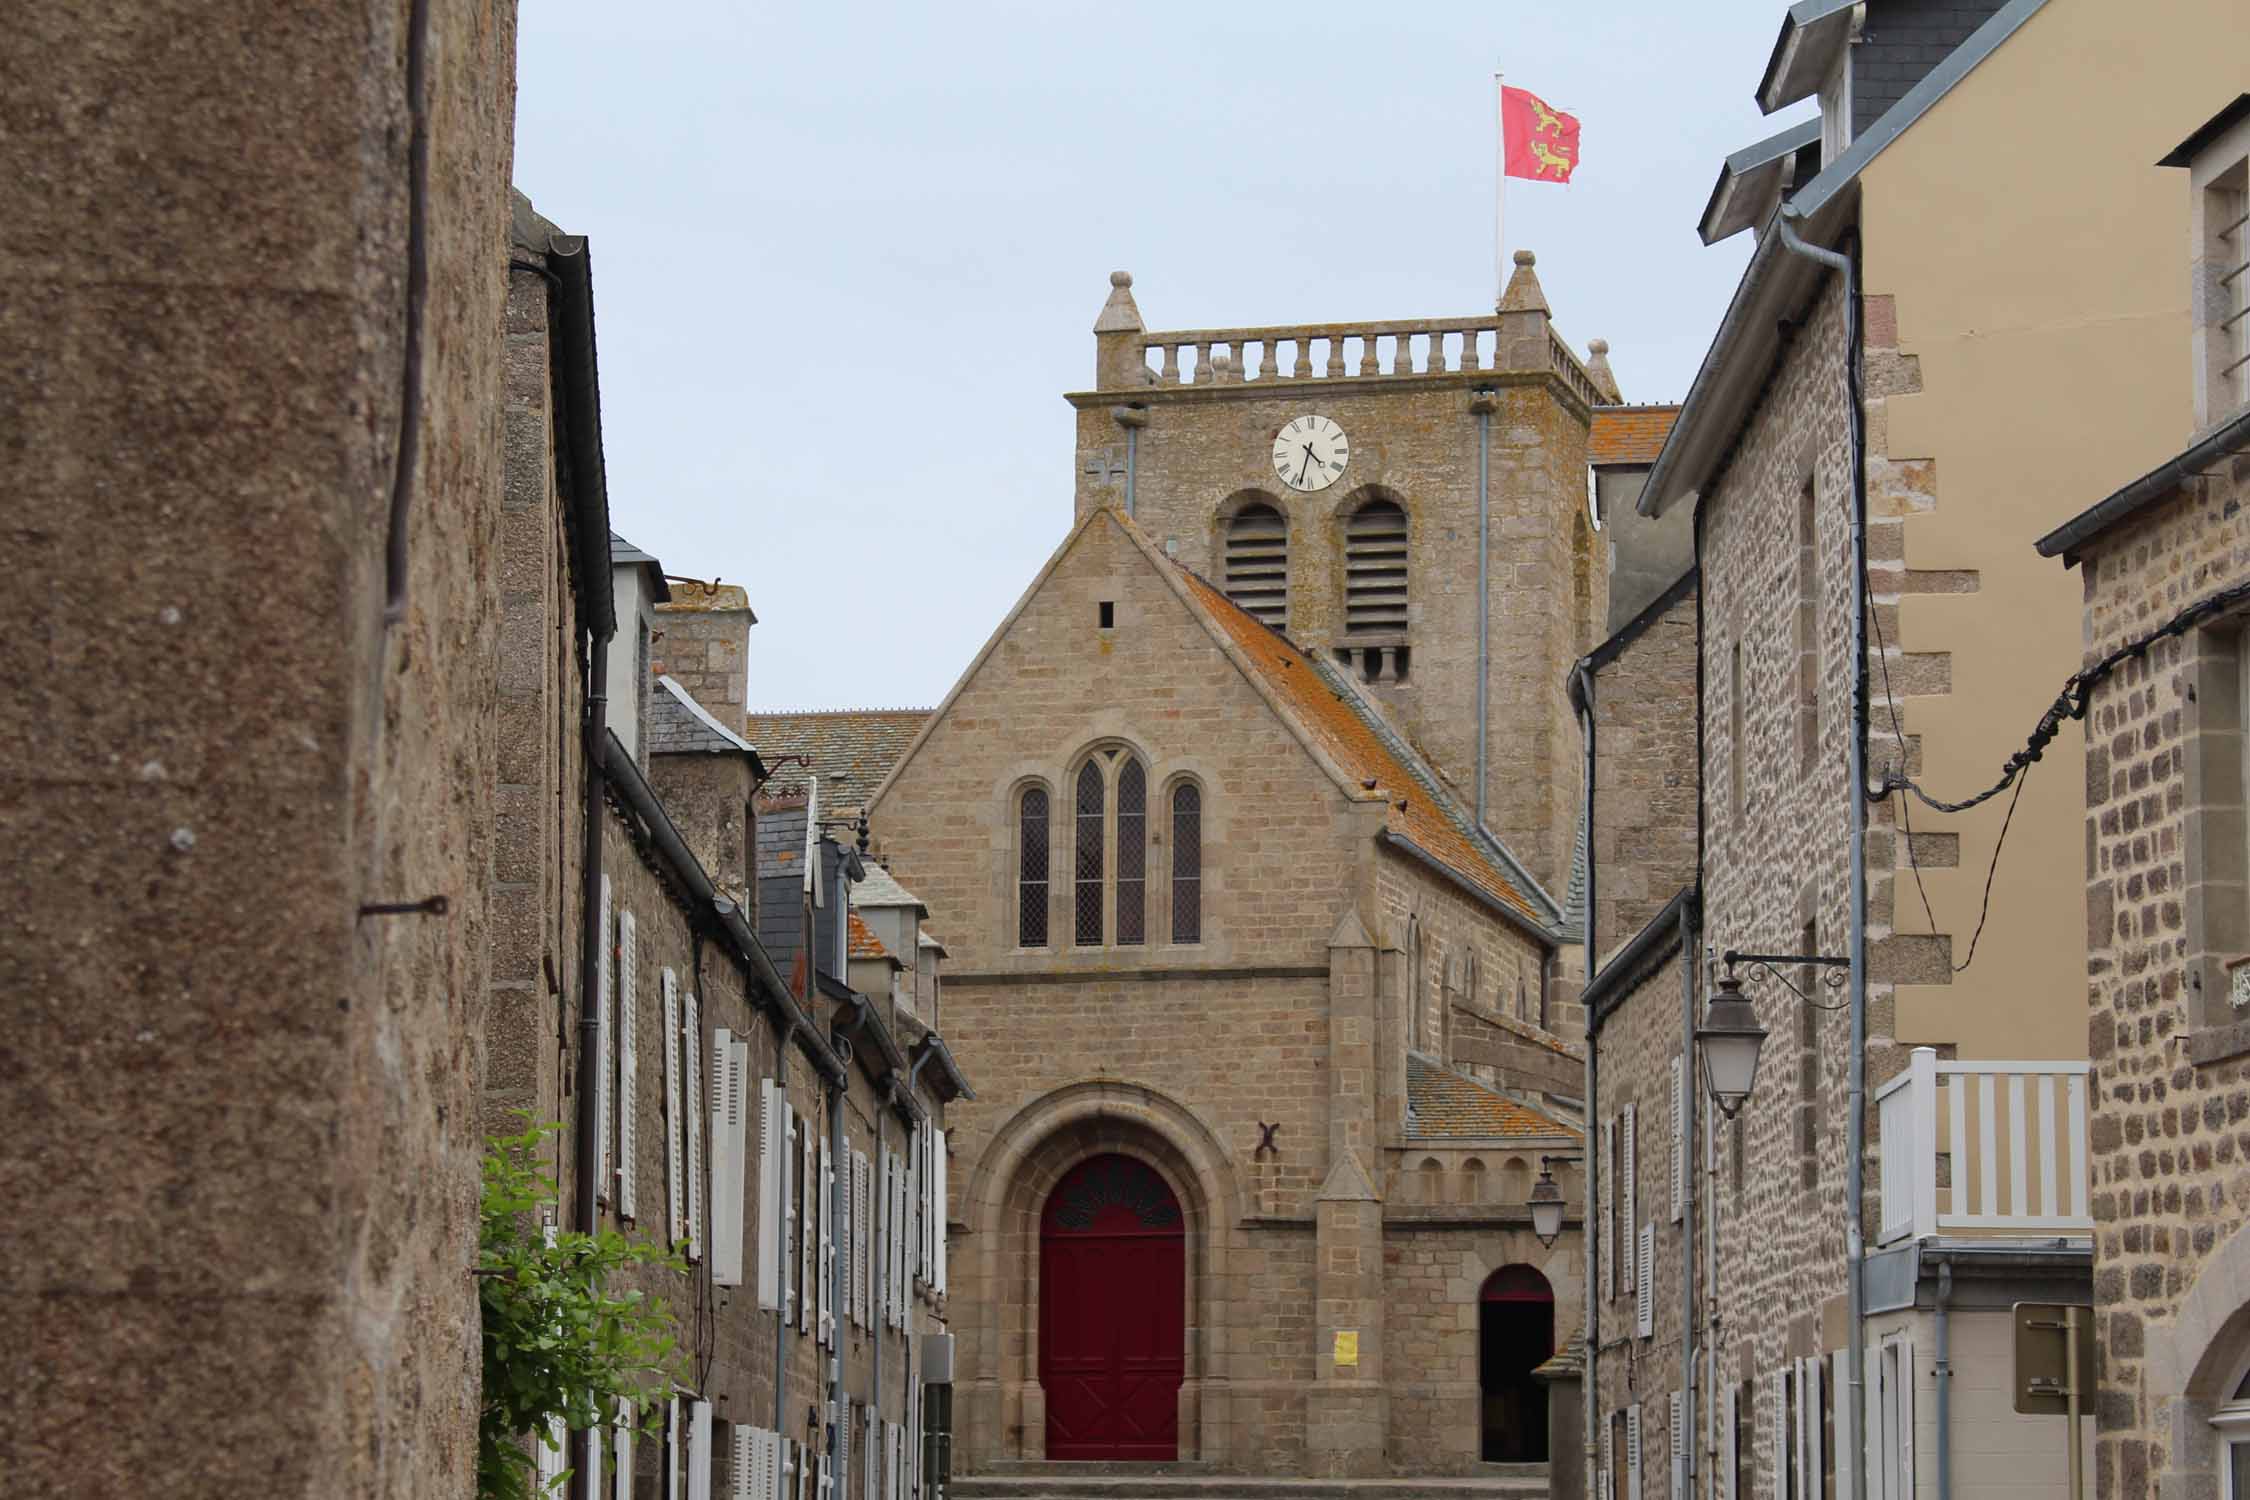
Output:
[1064, 256, 1612, 894]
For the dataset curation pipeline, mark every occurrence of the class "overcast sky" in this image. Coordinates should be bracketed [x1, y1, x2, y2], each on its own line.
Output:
[514, 3, 1804, 712]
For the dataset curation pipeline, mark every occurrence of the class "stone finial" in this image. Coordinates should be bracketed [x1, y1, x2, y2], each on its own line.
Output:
[1497, 249, 1550, 316]
[1094, 269, 1143, 334]
[1584, 337, 1623, 403]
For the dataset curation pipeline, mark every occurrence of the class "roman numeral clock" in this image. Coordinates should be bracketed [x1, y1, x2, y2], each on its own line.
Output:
[1271, 415, 1349, 492]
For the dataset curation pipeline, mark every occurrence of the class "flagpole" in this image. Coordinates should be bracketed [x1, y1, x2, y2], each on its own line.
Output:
[1494, 69, 1506, 309]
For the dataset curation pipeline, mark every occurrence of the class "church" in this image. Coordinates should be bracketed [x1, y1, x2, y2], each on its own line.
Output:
[828, 257, 1653, 1478]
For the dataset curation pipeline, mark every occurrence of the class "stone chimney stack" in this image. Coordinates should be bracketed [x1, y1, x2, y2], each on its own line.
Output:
[654, 584, 757, 720]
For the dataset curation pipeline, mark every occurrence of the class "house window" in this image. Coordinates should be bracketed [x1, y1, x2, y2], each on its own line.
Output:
[1170, 781, 1202, 944]
[1797, 476, 1820, 778]
[2182, 623, 2250, 1054]
[1074, 761, 1105, 946]
[2210, 158, 2249, 417]
[1116, 758, 1147, 945]
[1224, 501, 1290, 630]
[1341, 496, 1411, 683]
[1017, 784, 1050, 948]
[2213, 1364, 2250, 1498]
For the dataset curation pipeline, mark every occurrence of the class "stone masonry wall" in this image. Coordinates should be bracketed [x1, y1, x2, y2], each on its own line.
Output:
[656, 585, 755, 722]
[2073, 437, 2250, 1500]
[1589, 587, 1701, 970]
[0, 5, 518, 1496]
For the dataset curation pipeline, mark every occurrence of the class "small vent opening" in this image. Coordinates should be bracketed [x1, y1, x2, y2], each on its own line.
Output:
[1223, 503, 1289, 630]
[1344, 499, 1409, 637]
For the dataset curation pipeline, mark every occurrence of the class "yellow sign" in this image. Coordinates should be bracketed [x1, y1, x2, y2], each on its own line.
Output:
[1333, 1330, 1359, 1367]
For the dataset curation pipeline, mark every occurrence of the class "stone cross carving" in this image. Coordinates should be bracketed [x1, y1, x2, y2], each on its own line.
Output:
[1082, 447, 1126, 486]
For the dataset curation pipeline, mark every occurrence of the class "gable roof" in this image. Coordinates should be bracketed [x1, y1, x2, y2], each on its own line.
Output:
[1405, 1055, 1579, 1140]
[650, 676, 759, 758]
[846, 911, 896, 964]
[850, 861, 929, 917]
[748, 708, 929, 813]
[1589, 405, 1683, 467]
[1167, 563, 1557, 935]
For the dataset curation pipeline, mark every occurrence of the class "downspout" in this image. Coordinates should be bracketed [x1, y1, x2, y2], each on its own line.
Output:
[1934, 1254, 1954, 1500]
[1679, 894, 1698, 1500]
[1114, 405, 1147, 517]
[1775, 205, 1869, 1495]
[1474, 389, 1498, 827]
[1571, 660, 1598, 1500]
[575, 628, 611, 1235]
[828, 1068, 847, 1489]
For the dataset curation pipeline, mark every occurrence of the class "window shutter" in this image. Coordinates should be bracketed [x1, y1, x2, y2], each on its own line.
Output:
[777, 1434, 795, 1500]
[710, 1034, 744, 1287]
[876, 1147, 890, 1330]
[753, 1076, 780, 1302]
[688, 1401, 714, 1500]
[820, 1133, 835, 1345]
[617, 1414, 635, 1500]
[1804, 1356, 1823, 1500]
[782, 1101, 799, 1325]
[934, 1129, 949, 1299]
[1897, 1340, 1915, 1500]
[618, 910, 640, 1221]
[842, 1137, 858, 1329]
[539, 1414, 567, 1491]
[1833, 1350, 1855, 1500]
[685, 993, 704, 1262]
[1636, 1224, 1654, 1339]
[667, 1399, 682, 1500]
[800, 1122, 816, 1335]
[732, 1427, 755, 1500]
[1671, 1056, 1685, 1222]
[857, 1150, 872, 1329]
[819, 1452, 832, 1500]
[586, 1424, 604, 1500]
[1771, 1369, 1789, 1500]
[1723, 1384, 1737, 1500]
[1866, 1345, 1883, 1500]
[1627, 1403, 1643, 1500]
[595, 875, 615, 1206]
[1601, 1116, 1615, 1300]
[663, 971, 684, 1247]
[1602, 1415, 1613, 1500]
[890, 1147, 905, 1328]
[864, 1406, 878, 1500]
[1669, 1390, 1684, 1500]
[1622, 1103, 1638, 1283]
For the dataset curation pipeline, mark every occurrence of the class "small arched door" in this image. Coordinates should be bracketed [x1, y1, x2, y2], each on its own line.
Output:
[1480, 1264, 1554, 1462]
[1040, 1154, 1186, 1459]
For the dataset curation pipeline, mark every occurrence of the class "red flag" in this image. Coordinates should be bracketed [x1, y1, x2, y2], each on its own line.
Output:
[1501, 85, 1581, 183]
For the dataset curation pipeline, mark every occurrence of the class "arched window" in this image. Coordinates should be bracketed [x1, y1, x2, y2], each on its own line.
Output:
[1463, 1157, 1488, 1204]
[1074, 761, 1105, 947]
[1170, 782, 1202, 944]
[1344, 497, 1410, 635]
[1116, 758, 1147, 946]
[1418, 1157, 1445, 1204]
[1224, 501, 1290, 630]
[1017, 784, 1051, 947]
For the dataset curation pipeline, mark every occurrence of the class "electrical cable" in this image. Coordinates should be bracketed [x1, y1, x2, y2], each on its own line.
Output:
[381, 0, 431, 632]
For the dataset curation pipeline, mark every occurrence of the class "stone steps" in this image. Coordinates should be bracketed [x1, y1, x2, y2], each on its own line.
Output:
[951, 1465, 1549, 1500]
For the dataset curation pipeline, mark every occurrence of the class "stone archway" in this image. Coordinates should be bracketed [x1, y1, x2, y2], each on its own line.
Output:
[956, 1082, 1243, 1469]
[2149, 1217, 2250, 1493]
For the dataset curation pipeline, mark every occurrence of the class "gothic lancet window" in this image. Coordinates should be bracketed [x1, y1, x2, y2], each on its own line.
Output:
[1074, 761, 1105, 947]
[1170, 782, 1202, 944]
[1224, 502, 1290, 630]
[1116, 758, 1147, 946]
[1017, 784, 1050, 947]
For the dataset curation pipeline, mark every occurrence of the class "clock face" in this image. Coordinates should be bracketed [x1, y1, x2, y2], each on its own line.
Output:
[1271, 415, 1349, 492]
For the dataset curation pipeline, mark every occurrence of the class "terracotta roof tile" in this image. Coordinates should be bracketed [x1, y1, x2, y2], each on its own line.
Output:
[1406, 1055, 1579, 1140]
[1170, 565, 1549, 929]
[746, 709, 929, 813]
[846, 911, 894, 963]
[1532, 1325, 1586, 1380]
[1589, 404, 1681, 467]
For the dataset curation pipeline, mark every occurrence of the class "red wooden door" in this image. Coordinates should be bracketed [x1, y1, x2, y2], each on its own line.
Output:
[1040, 1154, 1185, 1460]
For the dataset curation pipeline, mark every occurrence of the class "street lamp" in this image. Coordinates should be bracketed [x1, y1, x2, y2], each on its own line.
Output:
[1695, 971, 1768, 1120]
[1526, 1155, 1578, 1249]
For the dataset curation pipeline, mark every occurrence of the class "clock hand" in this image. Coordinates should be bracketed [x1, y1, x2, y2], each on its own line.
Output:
[1297, 448, 1313, 485]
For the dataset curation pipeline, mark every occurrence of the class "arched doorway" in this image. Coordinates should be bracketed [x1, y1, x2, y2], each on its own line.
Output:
[1040, 1154, 1185, 1459]
[1480, 1264, 1554, 1462]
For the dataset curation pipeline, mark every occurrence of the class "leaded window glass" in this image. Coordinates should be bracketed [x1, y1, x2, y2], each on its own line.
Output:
[1018, 785, 1049, 947]
[1171, 783, 1201, 944]
[1074, 761, 1105, 946]
[1116, 758, 1146, 946]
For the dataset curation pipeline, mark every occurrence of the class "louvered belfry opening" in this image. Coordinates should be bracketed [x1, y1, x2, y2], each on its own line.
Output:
[1116, 758, 1147, 946]
[1073, 761, 1105, 946]
[1170, 783, 1201, 944]
[1342, 497, 1411, 683]
[1223, 502, 1290, 630]
[1018, 785, 1050, 947]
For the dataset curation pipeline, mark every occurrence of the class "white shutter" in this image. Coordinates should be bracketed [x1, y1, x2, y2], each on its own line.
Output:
[1622, 1103, 1638, 1289]
[1724, 1384, 1738, 1500]
[539, 1414, 567, 1491]
[895, 1149, 909, 1323]
[668, 1398, 683, 1500]
[1897, 1339, 1915, 1500]
[1627, 1403, 1643, 1500]
[688, 1402, 714, 1500]
[782, 1101, 799, 1325]
[1669, 1390, 1684, 1500]
[801, 1121, 816, 1335]
[819, 1453, 833, 1500]
[933, 1129, 948, 1299]
[754, 1077, 781, 1303]
[685, 992, 704, 1262]
[779, 1434, 797, 1500]
[1833, 1350, 1855, 1500]
[857, 1150, 872, 1329]
[1672, 1051, 1687, 1217]
[1636, 1223, 1654, 1339]
[664, 972, 684, 1246]
[1805, 1356, 1824, 1500]
[596, 875, 615, 1206]
[1601, 1117, 1616, 1300]
[618, 910, 640, 1220]
[909, 1130, 924, 1291]
[864, 1407, 878, 1500]
[842, 1136, 858, 1329]
[883, 1147, 897, 1329]
[586, 1425, 604, 1500]
[733, 1426, 756, 1500]
[1775, 1369, 1792, 1500]
[819, 1133, 835, 1345]
[617, 1414, 635, 1500]
[709, 1032, 742, 1286]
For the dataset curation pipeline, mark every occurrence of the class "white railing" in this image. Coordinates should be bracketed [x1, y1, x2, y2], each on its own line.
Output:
[1874, 1047, 2091, 1245]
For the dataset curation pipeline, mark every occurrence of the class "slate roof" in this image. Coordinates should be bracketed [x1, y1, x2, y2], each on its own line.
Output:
[1589, 405, 1681, 467]
[747, 709, 930, 813]
[1170, 563, 1557, 933]
[649, 676, 757, 757]
[847, 911, 895, 963]
[851, 861, 928, 916]
[1404, 1055, 1578, 1140]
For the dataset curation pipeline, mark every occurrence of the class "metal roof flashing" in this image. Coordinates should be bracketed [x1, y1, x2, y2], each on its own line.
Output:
[1757, 0, 1859, 116]
[1700, 117, 1824, 246]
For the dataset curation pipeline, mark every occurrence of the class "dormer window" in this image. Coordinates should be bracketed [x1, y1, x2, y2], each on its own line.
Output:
[2162, 95, 2250, 427]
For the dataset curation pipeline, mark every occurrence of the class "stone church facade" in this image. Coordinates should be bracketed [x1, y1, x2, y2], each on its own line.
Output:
[846, 261, 1637, 1478]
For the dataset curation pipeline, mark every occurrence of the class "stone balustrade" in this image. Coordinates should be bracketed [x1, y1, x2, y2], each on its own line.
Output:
[1120, 315, 1605, 404]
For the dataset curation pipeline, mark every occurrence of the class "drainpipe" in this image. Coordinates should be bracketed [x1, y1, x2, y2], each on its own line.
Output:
[828, 1064, 847, 1487]
[1775, 205, 1869, 1498]
[1571, 661, 1598, 1500]
[575, 633, 611, 1235]
[1473, 389, 1499, 828]
[1934, 1254, 1954, 1500]
[1114, 406, 1147, 517]
[1679, 895, 1698, 1500]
